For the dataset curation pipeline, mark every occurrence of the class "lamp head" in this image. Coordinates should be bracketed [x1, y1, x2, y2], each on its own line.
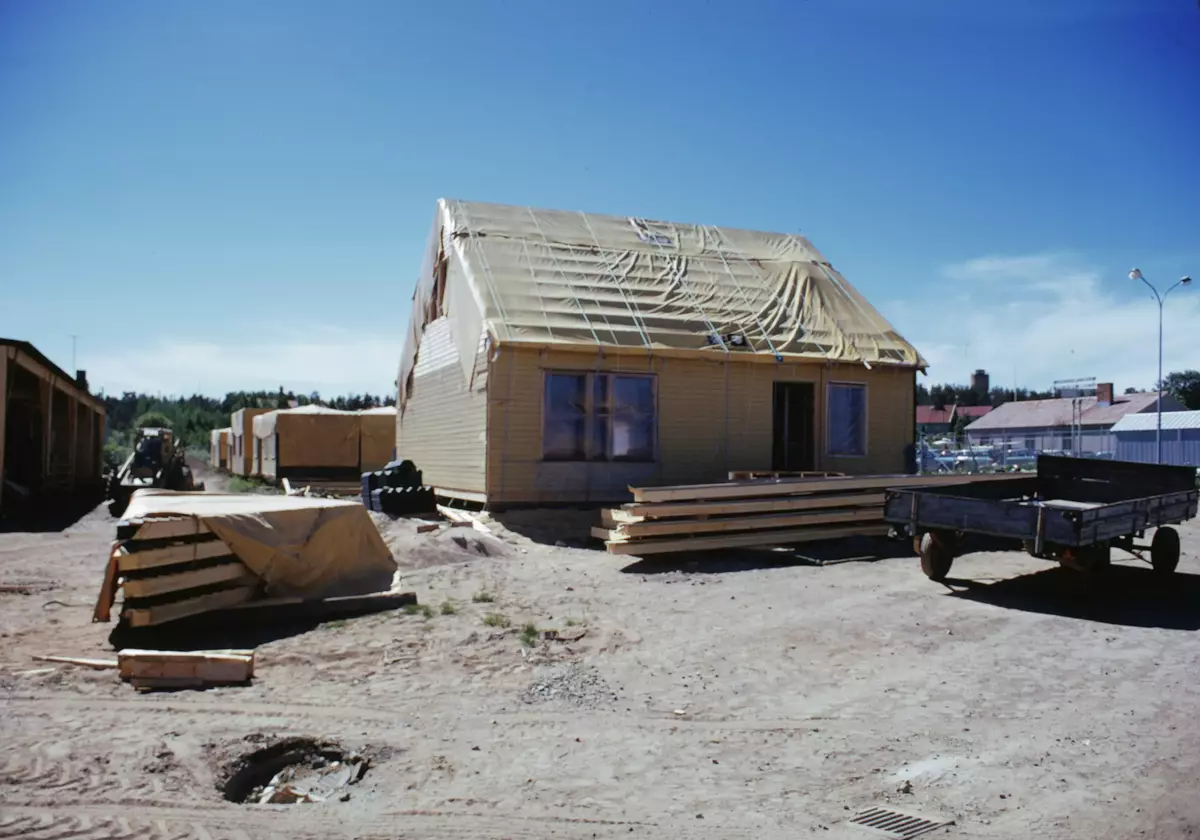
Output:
[1182, 276, 1193, 286]
[1129, 268, 1143, 281]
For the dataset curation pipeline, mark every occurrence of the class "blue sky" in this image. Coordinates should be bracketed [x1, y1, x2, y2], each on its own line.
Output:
[1, 0, 1197, 397]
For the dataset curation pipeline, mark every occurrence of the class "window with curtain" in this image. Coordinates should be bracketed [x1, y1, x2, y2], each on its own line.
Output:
[827, 382, 867, 456]
[543, 372, 656, 462]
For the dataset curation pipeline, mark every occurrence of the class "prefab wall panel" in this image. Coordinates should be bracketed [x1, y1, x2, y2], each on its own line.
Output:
[360, 414, 396, 472]
[230, 408, 270, 476]
[276, 414, 361, 469]
[485, 346, 915, 505]
[396, 317, 489, 497]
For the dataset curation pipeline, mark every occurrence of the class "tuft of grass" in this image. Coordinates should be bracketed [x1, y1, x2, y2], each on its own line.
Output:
[325, 618, 348, 629]
[440, 600, 457, 615]
[519, 622, 539, 647]
[564, 617, 579, 627]
[472, 590, 495, 604]
[403, 603, 422, 616]
[226, 476, 258, 494]
[420, 603, 435, 620]
[482, 612, 510, 628]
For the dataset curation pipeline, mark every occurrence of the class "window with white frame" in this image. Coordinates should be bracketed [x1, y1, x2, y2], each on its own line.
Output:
[543, 372, 656, 462]
[827, 382, 867, 456]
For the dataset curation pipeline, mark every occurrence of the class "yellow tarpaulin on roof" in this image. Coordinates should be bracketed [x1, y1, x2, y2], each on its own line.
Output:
[400, 199, 926, 408]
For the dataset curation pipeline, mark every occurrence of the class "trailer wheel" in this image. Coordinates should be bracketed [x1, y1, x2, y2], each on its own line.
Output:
[919, 532, 954, 582]
[1151, 527, 1180, 575]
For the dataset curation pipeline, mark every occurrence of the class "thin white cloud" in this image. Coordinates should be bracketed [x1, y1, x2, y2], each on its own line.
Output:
[889, 253, 1199, 392]
[85, 326, 402, 398]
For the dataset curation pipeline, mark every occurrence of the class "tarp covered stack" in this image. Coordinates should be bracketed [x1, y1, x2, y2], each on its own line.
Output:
[94, 489, 398, 627]
[254, 405, 361, 479]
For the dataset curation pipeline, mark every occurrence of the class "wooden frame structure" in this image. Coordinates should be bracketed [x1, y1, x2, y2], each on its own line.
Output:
[1, 339, 106, 514]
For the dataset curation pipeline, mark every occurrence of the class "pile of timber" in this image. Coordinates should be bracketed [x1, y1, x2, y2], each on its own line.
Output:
[595, 472, 1026, 556]
[93, 516, 260, 627]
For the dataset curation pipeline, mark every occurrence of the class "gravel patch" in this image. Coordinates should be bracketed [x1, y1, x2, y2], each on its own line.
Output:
[519, 663, 618, 708]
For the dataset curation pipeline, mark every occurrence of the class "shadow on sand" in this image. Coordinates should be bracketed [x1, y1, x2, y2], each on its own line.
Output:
[0, 496, 102, 534]
[945, 563, 1200, 631]
[619, 534, 916, 576]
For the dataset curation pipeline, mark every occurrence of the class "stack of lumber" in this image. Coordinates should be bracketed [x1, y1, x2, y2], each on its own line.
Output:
[93, 516, 261, 627]
[595, 472, 1027, 556]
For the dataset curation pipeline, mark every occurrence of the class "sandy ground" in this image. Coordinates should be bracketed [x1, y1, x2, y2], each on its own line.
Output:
[2, 483, 1199, 839]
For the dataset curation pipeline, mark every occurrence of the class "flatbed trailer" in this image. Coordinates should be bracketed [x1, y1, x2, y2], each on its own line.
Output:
[884, 456, 1198, 581]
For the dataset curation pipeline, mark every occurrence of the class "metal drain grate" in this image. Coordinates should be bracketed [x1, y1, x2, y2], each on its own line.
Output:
[849, 806, 953, 839]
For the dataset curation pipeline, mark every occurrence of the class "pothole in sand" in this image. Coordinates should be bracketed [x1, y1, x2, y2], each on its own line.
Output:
[221, 738, 369, 804]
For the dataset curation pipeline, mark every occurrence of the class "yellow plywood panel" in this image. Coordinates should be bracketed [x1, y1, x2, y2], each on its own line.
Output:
[485, 346, 916, 505]
[360, 411, 396, 471]
[396, 317, 489, 495]
[277, 412, 360, 469]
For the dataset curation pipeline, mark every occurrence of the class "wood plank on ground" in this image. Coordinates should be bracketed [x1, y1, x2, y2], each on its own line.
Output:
[121, 564, 258, 599]
[117, 539, 232, 572]
[123, 584, 260, 628]
[117, 649, 255, 683]
[603, 523, 893, 555]
[598, 506, 885, 540]
[630, 472, 1027, 503]
[31, 654, 119, 670]
[610, 492, 887, 522]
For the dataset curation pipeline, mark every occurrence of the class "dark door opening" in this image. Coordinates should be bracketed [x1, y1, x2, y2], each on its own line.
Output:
[772, 382, 815, 471]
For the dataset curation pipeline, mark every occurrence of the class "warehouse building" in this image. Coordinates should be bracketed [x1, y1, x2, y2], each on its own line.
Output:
[1, 339, 107, 518]
[1111, 410, 1200, 467]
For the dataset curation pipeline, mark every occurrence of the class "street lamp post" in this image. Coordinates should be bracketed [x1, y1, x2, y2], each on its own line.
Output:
[1129, 269, 1192, 465]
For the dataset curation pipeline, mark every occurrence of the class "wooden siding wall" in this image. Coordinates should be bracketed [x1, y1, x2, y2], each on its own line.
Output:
[486, 347, 916, 505]
[396, 317, 489, 496]
[1, 350, 106, 510]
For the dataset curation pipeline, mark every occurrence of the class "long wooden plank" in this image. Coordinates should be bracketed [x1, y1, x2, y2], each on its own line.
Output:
[123, 585, 259, 628]
[116, 539, 232, 572]
[126, 517, 211, 541]
[601, 506, 884, 540]
[631, 472, 1027, 504]
[604, 524, 893, 555]
[121, 564, 257, 599]
[728, 470, 844, 480]
[611, 492, 887, 522]
[31, 655, 119, 670]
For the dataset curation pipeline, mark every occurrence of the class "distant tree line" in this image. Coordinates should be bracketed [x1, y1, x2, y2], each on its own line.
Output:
[99, 388, 397, 464]
[916, 383, 1054, 409]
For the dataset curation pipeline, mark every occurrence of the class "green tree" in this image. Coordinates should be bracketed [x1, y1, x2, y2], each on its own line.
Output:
[1161, 370, 1200, 410]
[951, 411, 969, 443]
[135, 410, 174, 429]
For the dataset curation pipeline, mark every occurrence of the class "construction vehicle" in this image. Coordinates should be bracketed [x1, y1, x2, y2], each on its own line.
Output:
[106, 427, 205, 517]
